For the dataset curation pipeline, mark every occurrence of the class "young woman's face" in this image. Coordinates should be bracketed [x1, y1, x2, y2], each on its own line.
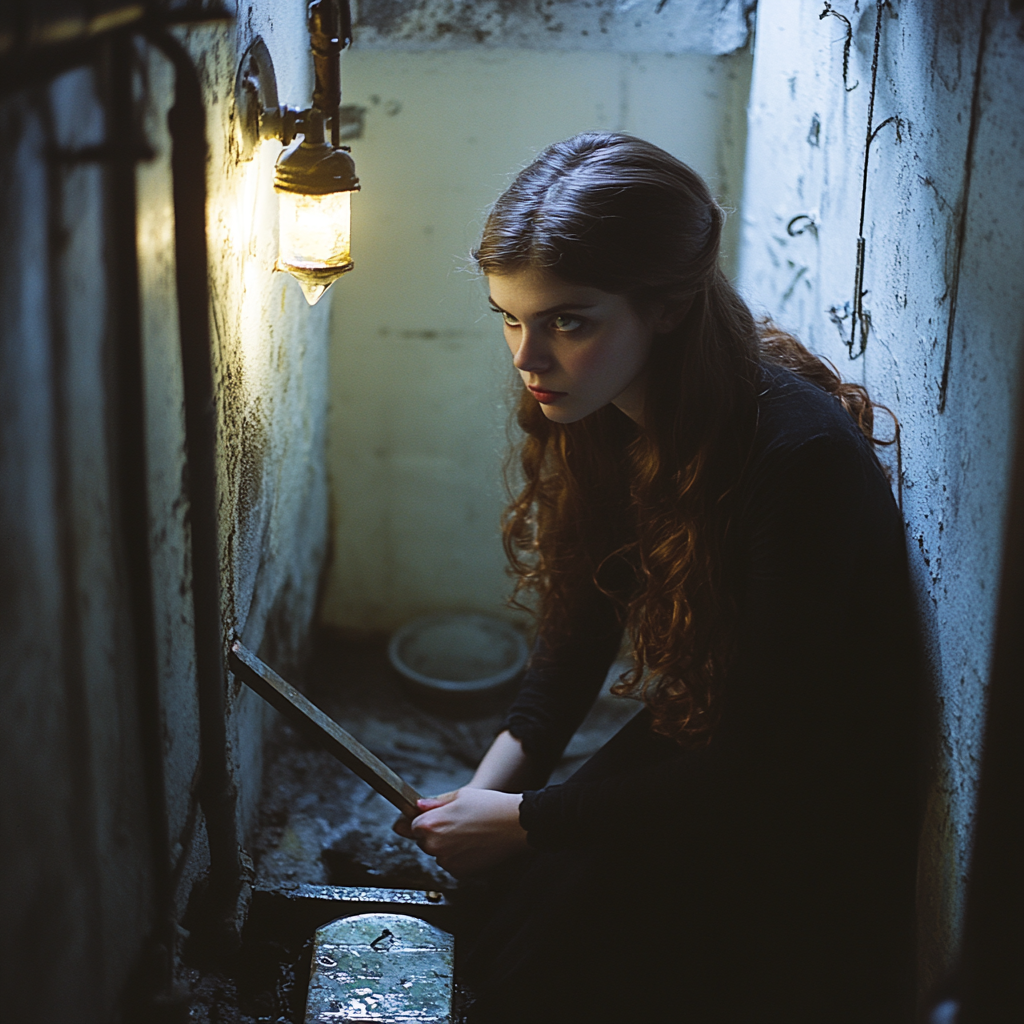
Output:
[487, 269, 657, 424]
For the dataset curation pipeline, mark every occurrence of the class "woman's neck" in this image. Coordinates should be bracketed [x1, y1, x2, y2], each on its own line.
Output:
[611, 368, 649, 424]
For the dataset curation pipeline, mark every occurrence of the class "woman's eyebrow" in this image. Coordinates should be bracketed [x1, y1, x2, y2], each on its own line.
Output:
[488, 299, 597, 317]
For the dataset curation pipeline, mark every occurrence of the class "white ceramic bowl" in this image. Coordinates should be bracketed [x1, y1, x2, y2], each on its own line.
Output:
[387, 614, 528, 696]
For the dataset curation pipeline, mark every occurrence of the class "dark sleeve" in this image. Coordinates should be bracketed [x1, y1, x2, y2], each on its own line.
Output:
[501, 583, 624, 779]
[519, 433, 919, 854]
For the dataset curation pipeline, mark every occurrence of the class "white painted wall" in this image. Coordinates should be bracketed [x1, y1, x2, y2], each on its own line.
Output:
[323, 47, 753, 630]
[738, 0, 1024, 992]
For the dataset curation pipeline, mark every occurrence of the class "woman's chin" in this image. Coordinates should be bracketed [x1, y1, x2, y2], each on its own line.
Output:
[536, 395, 605, 424]
[540, 398, 625, 425]
[539, 403, 586, 424]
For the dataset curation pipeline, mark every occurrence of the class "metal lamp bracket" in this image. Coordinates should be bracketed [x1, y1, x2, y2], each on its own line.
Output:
[234, 37, 311, 159]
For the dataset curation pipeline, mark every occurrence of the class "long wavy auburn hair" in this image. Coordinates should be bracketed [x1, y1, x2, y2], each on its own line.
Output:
[474, 133, 893, 746]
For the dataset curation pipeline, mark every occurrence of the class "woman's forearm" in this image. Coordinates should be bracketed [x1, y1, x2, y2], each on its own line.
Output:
[469, 729, 539, 792]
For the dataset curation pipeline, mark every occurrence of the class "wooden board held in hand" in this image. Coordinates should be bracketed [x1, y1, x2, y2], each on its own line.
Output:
[228, 640, 422, 818]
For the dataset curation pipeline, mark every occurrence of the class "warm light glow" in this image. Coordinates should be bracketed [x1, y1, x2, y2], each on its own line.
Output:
[272, 113, 358, 304]
[229, 143, 278, 377]
[277, 190, 352, 304]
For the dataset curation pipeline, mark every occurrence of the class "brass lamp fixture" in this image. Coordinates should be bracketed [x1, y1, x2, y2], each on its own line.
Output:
[234, 0, 360, 305]
[275, 111, 358, 304]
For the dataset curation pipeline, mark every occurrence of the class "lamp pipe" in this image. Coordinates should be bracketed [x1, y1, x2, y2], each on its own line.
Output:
[308, 0, 351, 147]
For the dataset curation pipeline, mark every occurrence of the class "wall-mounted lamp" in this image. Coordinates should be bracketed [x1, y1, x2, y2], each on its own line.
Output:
[234, 0, 359, 305]
[275, 111, 358, 305]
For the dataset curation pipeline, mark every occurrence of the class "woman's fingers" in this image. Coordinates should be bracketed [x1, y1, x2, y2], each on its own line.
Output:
[394, 788, 529, 878]
[410, 792, 463, 831]
[410, 807, 443, 831]
[394, 790, 460, 837]
[416, 790, 459, 810]
[392, 814, 416, 839]
[395, 806, 450, 844]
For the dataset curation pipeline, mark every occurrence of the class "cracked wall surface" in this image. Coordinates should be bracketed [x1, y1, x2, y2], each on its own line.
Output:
[738, 0, 1024, 994]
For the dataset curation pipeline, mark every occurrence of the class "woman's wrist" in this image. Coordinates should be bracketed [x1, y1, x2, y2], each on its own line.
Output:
[497, 791, 529, 846]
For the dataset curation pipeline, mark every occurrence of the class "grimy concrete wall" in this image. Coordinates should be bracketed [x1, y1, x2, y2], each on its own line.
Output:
[738, 0, 1024, 994]
[0, 5, 331, 1019]
[322, 45, 753, 631]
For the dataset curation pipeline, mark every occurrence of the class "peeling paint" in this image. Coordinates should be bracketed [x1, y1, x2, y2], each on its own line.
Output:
[352, 0, 755, 54]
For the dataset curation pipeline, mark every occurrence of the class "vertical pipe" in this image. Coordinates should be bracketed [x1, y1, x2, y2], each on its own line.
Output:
[145, 27, 247, 945]
[308, 0, 349, 147]
[106, 29, 179, 1007]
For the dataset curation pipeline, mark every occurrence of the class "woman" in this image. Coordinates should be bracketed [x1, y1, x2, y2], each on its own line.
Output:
[394, 133, 921, 1023]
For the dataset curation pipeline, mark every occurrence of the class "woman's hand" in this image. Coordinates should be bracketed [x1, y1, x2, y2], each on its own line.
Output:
[392, 788, 528, 878]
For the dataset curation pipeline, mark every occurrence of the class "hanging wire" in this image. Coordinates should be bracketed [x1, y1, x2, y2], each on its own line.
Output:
[895, 419, 903, 514]
[819, 2, 859, 92]
[937, 0, 993, 412]
[824, 0, 901, 360]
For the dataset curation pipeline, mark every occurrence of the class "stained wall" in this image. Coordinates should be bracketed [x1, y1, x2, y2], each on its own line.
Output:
[0, 4, 332, 1019]
[737, 0, 1024, 993]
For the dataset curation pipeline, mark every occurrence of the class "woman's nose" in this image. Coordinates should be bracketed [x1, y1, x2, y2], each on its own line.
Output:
[512, 328, 552, 374]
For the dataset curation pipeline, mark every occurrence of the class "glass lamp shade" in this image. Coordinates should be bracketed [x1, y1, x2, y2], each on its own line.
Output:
[274, 114, 359, 306]
[277, 189, 353, 304]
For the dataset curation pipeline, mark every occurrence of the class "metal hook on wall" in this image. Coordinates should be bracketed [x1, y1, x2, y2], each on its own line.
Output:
[786, 213, 819, 238]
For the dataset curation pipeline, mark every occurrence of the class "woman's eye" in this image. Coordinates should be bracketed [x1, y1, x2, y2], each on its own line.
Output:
[500, 311, 519, 327]
[552, 314, 583, 332]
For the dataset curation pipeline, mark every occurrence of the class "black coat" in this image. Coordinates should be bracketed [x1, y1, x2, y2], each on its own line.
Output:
[465, 365, 923, 1024]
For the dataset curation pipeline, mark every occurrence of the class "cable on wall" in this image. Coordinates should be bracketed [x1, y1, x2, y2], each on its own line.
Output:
[819, 2, 858, 92]
[937, 0, 993, 413]
[824, 0, 900, 361]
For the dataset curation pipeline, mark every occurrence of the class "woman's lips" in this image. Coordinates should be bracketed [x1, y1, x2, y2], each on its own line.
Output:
[527, 385, 567, 405]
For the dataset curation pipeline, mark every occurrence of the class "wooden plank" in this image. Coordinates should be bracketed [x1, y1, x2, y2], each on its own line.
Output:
[228, 640, 422, 818]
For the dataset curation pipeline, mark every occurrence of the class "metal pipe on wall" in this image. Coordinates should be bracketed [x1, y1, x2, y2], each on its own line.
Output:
[146, 25, 249, 949]
[3, 2, 245, 1010]
[106, 29, 181, 1014]
[308, 0, 351, 147]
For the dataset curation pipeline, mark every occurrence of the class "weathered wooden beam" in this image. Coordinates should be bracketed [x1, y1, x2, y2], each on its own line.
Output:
[228, 640, 422, 818]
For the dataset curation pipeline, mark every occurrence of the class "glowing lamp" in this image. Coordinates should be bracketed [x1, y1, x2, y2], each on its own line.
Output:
[274, 112, 360, 305]
[234, 1, 359, 306]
